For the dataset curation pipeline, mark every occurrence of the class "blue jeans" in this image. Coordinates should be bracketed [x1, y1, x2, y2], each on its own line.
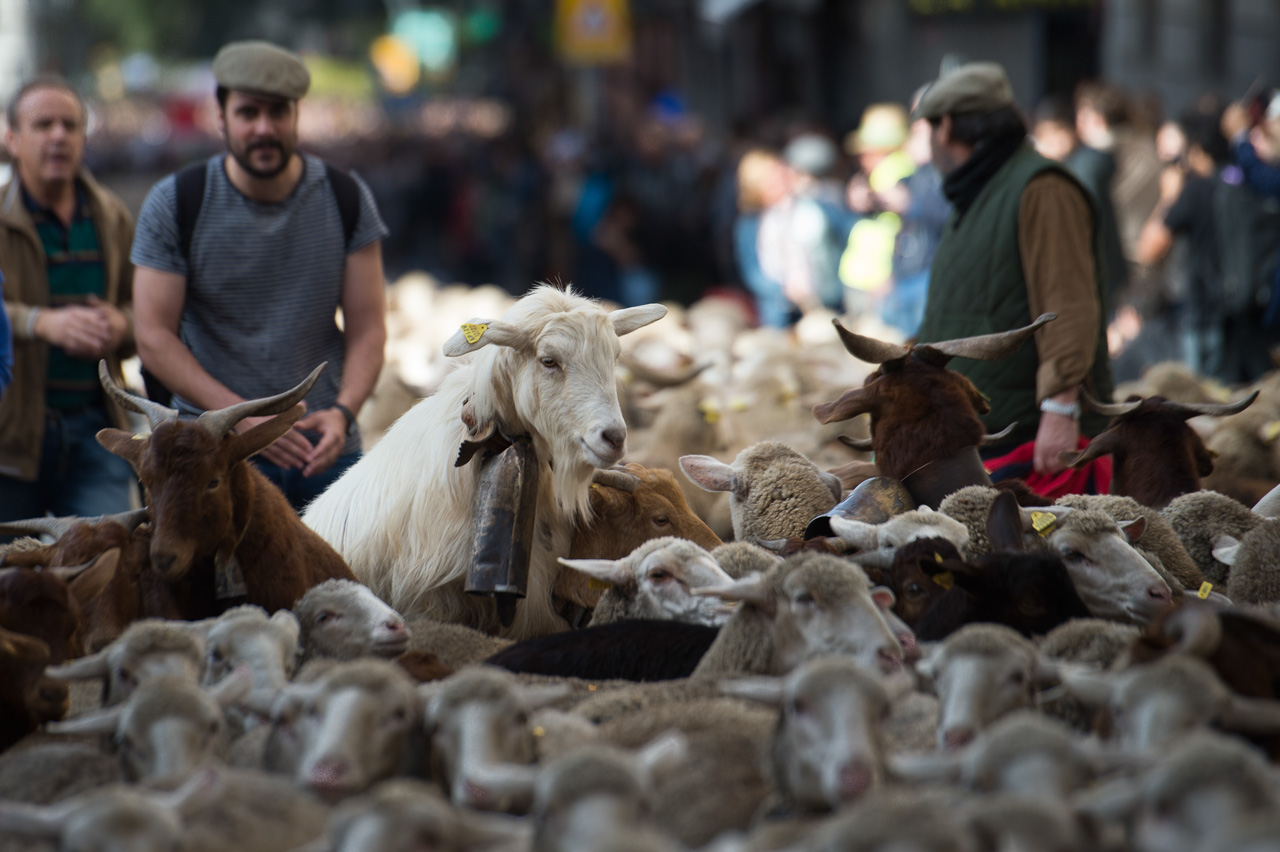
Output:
[0, 405, 137, 530]
[250, 450, 360, 515]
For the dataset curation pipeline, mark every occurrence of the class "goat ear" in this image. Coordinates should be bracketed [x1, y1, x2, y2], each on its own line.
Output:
[442, 318, 527, 357]
[96, 428, 145, 469]
[228, 405, 306, 463]
[610, 304, 668, 336]
[679, 455, 737, 494]
[720, 676, 785, 707]
[1211, 534, 1241, 567]
[557, 557, 631, 590]
[46, 547, 119, 585]
[828, 517, 880, 551]
[1118, 516, 1145, 545]
[812, 384, 878, 425]
[986, 490, 1025, 553]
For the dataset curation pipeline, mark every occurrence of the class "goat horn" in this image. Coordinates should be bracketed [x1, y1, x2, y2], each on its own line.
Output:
[98, 360, 179, 430]
[1079, 386, 1143, 417]
[979, 422, 1018, 446]
[1163, 604, 1223, 658]
[915, 313, 1056, 363]
[1254, 482, 1280, 519]
[0, 507, 150, 541]
[591, 468, 641, 493]
[831, 319, 910, 364]
[620, 355, 711, 388]
[1156, 389, 1260, 419]
[753, 537, 789, 553]
[838, 434, 875, 452]
[195, 362, 326, 441]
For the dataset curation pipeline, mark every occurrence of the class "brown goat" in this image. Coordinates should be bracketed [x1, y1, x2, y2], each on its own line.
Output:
[812, 314, 1054, 484]
[1062, 391, 1259, 510]
[556, 464, 723, 612]
[94, 362, 357, 620]
[0, 625, 64, 751]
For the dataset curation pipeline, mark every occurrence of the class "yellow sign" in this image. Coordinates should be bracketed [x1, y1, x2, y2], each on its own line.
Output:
[556, 0, 632, 65]
[461, 323, 488, 344]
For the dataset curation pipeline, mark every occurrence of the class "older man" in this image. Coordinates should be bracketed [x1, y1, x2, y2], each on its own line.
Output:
[913, 62, 1114, 481]
[0, 77, 136, 520]
[131, 41, 388, 512]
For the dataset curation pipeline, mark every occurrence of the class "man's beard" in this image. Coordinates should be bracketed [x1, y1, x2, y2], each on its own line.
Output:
[230, 138, 294, 179]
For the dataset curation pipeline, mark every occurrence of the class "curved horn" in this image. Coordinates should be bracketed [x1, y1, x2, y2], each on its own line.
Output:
[1157, 389, 1260, 419]
[1059, 428, 1120, 470]
[0, 507, 150, 542]
[1254, 483, 1280, 519]
[98, 360, 179, 430]
[591, 468, 641, 493]
[194, 362, 326, 441]
[1079, 386, 1143, 418]
[838, 434, 875, 452]
[831, 319, 910, 364]
[620, 355, 711, 388]
[1162, 604, 1223, 658]
[916, 313, 1056, 363]
[979, 422, 1018, 446]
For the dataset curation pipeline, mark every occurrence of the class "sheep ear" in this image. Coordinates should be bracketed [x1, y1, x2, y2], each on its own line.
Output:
[692, 574, 774, 614]
[458, 812, 534, 849]
[1032, 658, 1061, 687]
[679, 455, 737, 494]
[819, 470, 844, 503]
[46, 702, 124, 735]
[152, 766, 224, 819]
[271, 682, 322, 725]
[45, 648, 110, 681]
[610, 304, 668, 337]
[886, 750, 962, 784]
[210, 665, 254, 708]
[869, 586, 895, 611]
[1118, 517, 1146, 545]
[636, 730, 687, 780]
[914, 643, 943, 686]
[270, 609, 302, 643]
[1056, 664, 1116, 708]
[557, 557, 631, 590]
[720, 676, 785, 707]
[1220, 695, 1280, 734]
[1072, 772, 1144, 822]
[442, 319, 528, 357]
[1252, 482, 1280, 519]
[828, 517, 880, 551]
[0, 800, 72, 838]
[1212, 534, 1241, 567]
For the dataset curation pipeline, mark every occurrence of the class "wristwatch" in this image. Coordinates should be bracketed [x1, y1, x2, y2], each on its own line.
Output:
[1039, 398, 1081, 419]
[332, 403, 358, 437]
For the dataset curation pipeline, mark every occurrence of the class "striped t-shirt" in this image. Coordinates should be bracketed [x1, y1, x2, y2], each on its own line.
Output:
[130, 154, 388, 453]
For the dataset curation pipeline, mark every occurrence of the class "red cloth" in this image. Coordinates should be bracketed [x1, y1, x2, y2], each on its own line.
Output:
[983, 436, 1112, 501]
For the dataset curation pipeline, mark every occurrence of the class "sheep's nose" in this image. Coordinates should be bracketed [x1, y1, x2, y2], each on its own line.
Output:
[384, 619, 407, 636]
[1148, 585, 1172, 603]
[836, 759, 875, 800]
[600, 426, 626, 452]
[897, 632, 921, 663]
[308, 759, 350, 790]
[876, 647, 902, 674]
[943, 726, 976, 750]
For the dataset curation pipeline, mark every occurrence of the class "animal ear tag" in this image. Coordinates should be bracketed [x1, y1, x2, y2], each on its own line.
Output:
[1030, 511, 1056, 536]
[932, 570, 954, 590]
[1264, 421, 1280, 444]
[461, 323, 488, 344]
[1198, 581, 1213, 600]
[698, 398, 721, 425]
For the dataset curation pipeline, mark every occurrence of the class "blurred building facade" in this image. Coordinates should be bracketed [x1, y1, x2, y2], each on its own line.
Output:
[0, 0, 33, 107]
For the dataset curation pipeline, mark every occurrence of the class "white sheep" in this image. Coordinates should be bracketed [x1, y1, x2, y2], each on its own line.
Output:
[303, 286, 666, 640]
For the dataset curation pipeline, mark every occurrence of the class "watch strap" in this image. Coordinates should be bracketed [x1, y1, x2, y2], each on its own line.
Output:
[333, 402, 358, 435]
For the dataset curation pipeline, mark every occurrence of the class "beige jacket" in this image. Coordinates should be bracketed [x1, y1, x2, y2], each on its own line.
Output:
[0, 169, 136, 481]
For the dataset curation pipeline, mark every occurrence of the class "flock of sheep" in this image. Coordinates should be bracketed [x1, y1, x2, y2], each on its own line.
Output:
[3, 278, 1280, 852]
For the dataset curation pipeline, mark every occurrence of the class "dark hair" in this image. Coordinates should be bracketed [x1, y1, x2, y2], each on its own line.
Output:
[1181, 107, 1228, 166]
[216, 85, 229, 110]
[932, 105, 1027, 147]
[1075, 81, 1130, 127]
[1033, 96, 1075, 129]
[6, 76, 84, 130]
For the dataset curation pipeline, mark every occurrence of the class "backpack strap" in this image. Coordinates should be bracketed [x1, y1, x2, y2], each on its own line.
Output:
[324, 163, 361, 253]
[174, 162, 208, 263]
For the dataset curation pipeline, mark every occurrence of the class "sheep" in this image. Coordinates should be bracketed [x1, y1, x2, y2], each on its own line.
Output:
[94, 362, 358, 620]
[962, 794, 1095, 852]
[45, 619, 205, 707]
[1163, 489, 1262, 585]
[827, 506, 971, 554]
[1060, 390, 1259, 509]
[805, 791, 978, 852]
[292, 580, 408, 663]
[811, 313, 1055, 488]
[1035, 618, 1141, 730]
[851, 537, 963, 629]
[313, 778, 529, 852]
[1055, 493, 1203, 590]
[679, 441, 842, 541]
[938, 486, 1174, 624]
[403, 618, 512, 669]
[1210, 519, 1280, 604]
[720, 656, 892, 814]
[710, 542, 782, 580]
[303, 286, 668, 640]
[916, 624, 1057, 750]
[266, 658, 423, 801]
[182, 606, 301, 724]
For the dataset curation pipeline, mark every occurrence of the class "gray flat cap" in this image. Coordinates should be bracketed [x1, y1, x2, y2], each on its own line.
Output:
[212, 41, 310, 101]
[912, 62, 1014, 121]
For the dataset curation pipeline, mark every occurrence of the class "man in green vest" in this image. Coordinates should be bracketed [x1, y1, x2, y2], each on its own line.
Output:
[913, 62, 1114, 478]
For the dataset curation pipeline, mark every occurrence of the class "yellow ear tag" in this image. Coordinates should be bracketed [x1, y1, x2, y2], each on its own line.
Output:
[1198, 581, 1213, 600]
[729, 396, 748, 412]
[461, 323, 488, 344]
[132, 434, 147, 440]
[934, 553, 943, 563]
[1265, 421, 1280, 443]
[698, 398, 721, 424]
[588, 578, 613, 591]
[933, 571, 954, 590]
[532, 726, 546, 737]
[1030, 511, 1056, 536]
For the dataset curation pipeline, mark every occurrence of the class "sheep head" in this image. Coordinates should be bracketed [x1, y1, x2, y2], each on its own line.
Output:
[95, 361, 323, 583]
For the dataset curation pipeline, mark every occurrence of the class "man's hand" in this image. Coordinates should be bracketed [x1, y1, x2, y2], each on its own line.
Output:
[295, 407, 347, 477]
[1222, 103, 1251, 141]
[34, 304, 113, 359]
[87, 296, 130, 353]
[1033, 411, 1080, 476]
[235, 407, 314, 471]
[1249, 126, 1277, 162]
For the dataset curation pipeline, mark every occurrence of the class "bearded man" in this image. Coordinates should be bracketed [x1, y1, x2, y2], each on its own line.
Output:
[131, 41, 388, 512]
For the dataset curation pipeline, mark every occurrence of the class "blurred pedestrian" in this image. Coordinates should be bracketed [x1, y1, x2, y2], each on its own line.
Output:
[733, 149, 794, 328]
[131, 41, 388, 513]
[914, 62, 1114, 487]
[0, 76, 137, 523]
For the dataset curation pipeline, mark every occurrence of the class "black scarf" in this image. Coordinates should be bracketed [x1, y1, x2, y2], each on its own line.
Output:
[942, 130, 1029, 220]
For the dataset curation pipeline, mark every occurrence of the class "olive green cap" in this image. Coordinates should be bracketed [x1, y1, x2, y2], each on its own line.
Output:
[912, 62, 1014, 121]
[212, 41, 310, 102]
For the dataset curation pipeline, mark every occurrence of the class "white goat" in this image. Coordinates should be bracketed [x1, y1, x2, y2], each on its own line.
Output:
[304, 286, 666, 640]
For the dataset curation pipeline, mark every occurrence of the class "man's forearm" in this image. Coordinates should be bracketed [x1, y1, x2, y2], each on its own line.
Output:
[138, 328, 244, 411]
[335, 324, 385, 415]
